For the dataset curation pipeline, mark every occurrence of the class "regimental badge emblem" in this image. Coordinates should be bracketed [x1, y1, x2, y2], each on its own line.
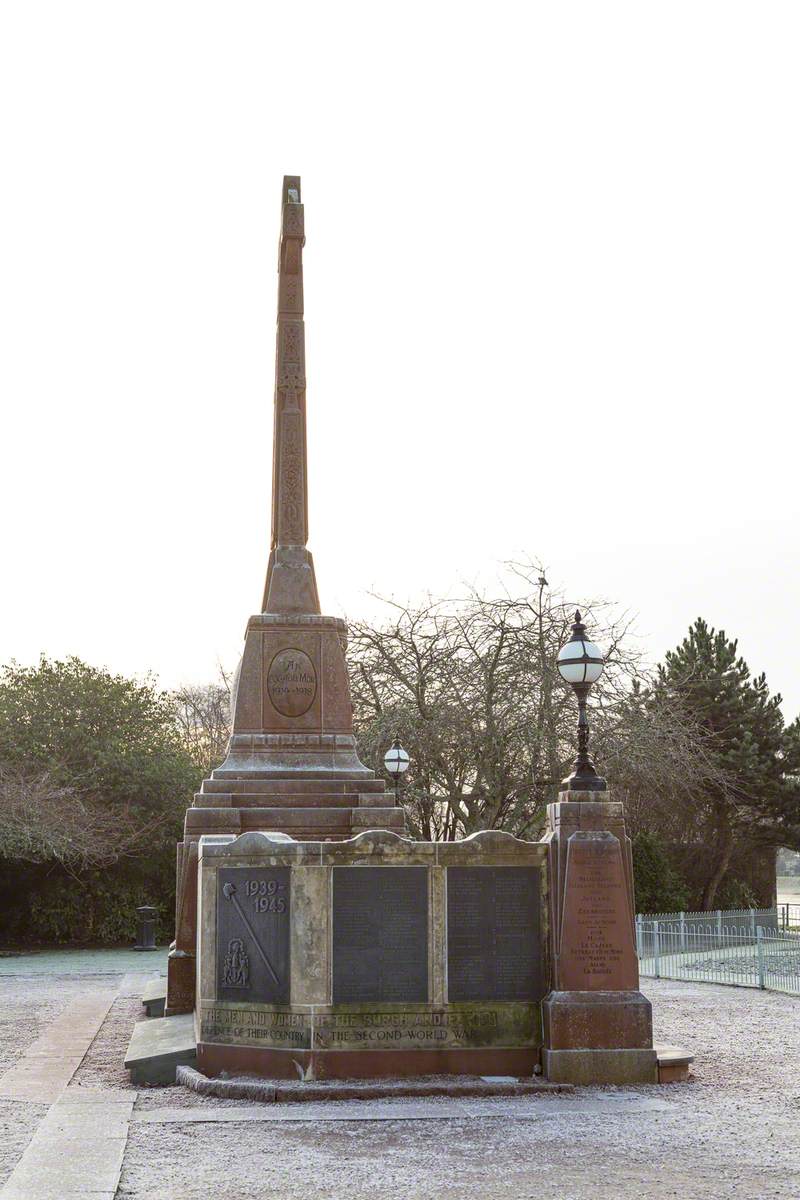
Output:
[221, 937, 250, 987]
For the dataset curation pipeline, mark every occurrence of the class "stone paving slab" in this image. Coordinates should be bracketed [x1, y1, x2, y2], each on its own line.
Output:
[0, 994, 117, 1103]
[132, 1094, 673, 1123]
[42, 1105, 131, 1136]
[56, 1087, 134, 1105]
[0, 1087, 134, 1199]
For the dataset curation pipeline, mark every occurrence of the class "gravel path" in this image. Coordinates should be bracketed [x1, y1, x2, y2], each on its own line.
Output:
[2, 962, 799, 1199]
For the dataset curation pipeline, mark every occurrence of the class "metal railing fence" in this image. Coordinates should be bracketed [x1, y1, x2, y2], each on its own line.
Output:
[636, 909, 800, 996]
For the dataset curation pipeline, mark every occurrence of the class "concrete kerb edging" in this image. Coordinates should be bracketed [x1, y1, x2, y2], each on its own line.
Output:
[176, 1064, 574, 1103]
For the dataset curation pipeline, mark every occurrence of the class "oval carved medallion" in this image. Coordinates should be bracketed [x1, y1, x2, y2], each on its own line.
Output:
[267, 648, 317, 718]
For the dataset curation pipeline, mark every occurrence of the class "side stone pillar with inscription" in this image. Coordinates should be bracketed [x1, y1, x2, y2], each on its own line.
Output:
[542, 790, 657, 1085]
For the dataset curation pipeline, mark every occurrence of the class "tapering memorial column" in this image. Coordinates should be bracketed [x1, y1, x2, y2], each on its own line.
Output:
[165, 177, 404, 1016]
[262, 175, 319, 616]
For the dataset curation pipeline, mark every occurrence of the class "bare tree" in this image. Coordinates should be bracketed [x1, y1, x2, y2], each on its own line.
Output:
[172, 670, 232, 777]
[0, 765, 170, 870]
[349, 562, 729, 842]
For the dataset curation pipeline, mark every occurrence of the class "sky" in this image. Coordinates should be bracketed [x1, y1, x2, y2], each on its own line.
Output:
[1, 2, 798, 718]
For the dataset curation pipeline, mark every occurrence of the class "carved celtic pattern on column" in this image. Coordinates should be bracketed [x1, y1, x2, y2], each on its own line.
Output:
[281, 321, 304, 365]
[280, 276, 302, 312]
[283, 204, 304, 238]
[278, 362, 306, 392]
[283, 240, 301, 274]
[277, 409, 305, 544]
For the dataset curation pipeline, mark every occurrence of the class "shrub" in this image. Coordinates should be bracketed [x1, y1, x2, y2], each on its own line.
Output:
[632, 830, 690, 914]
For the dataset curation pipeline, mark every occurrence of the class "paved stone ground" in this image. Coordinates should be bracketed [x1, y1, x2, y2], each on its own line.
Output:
[1, 951, 799, 1198]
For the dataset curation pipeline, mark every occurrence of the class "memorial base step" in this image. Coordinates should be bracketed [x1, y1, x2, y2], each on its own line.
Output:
[201, 778, 386, 795]
[192, 792, 392, 809]
[544, 1047, 659, 1086]
[184, 807, 406, 836]
[196, 1042, 541, 1081]
[178, 1063, 571, 1100]
[125, 1013, 197, 1084]
[141, 976, 167, 1018]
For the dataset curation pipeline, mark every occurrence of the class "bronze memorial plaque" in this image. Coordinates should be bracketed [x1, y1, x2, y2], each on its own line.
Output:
[332, 867, 429, 1003]
[217, 867, 290, 1004]
[266, 648, 317, 717]
[447, 866, 541, 1002]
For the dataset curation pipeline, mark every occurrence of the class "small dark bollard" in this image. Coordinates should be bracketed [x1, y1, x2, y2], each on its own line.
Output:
[134, 905, 158, 951]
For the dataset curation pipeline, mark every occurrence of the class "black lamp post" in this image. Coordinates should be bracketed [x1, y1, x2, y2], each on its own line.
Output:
[384, 737, 410, 805]
[557, 610, 606, 792]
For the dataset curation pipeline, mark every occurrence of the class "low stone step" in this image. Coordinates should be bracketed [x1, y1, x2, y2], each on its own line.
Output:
[202, 778, 386, 795]
[211, 769, 382, 782]
[193, 792, 370, 809]
[655, 1043, 694, 1083]
[141, 976, 167, 1018]
[185, 807, 406, 834]
[124, 1013, 196, 1085]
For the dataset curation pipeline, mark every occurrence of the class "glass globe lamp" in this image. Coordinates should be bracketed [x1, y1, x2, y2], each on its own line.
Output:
[384, 738, 409, 803]
[557, 610, 607, 792]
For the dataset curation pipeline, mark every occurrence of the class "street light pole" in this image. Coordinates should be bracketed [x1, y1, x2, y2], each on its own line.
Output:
[557, 610, 606, 792]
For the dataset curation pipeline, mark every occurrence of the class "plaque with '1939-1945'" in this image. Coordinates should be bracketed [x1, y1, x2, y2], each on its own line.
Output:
[447, 866, 541, 1002]
[216, 867, 290, 1004]
[332, 866, 428, 1003]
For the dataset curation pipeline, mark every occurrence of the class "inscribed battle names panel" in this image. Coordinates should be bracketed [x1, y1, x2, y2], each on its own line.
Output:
[447, 866, 541, 1002]
[216, 867, 290, 1004]
[332, 867, 428, 1003]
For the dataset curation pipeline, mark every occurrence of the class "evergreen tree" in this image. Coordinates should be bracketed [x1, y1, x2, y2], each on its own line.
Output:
[655, 619, 800, 908]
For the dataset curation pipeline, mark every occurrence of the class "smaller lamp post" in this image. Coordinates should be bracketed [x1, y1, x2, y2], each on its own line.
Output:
[557, 610, 606, 792]
[384, 737, 410, 806]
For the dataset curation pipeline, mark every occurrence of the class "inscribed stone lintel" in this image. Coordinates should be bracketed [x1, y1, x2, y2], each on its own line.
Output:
[557, 831, 638, 991]
[197, 1002, 539, 1052]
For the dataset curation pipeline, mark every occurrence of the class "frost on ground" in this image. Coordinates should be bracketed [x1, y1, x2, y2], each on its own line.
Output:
[0, 1098, 49, 1187]
[0, 970, 97, 1186]
[0, 970, 90, 1076]
[119, 979, 800, 1200]
[2, 962, 800, 1199]
[71, 994, 145, 1090]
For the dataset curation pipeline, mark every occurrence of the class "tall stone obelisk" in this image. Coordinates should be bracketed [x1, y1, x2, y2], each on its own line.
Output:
[262, 176, 320, 617]
[165, 177, 404, 1016]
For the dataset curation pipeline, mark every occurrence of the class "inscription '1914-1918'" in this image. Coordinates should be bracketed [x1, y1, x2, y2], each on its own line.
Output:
[267, 648, 317, 717]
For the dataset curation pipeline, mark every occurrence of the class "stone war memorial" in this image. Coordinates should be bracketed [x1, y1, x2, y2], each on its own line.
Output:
[125, 176, 688, 1089]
